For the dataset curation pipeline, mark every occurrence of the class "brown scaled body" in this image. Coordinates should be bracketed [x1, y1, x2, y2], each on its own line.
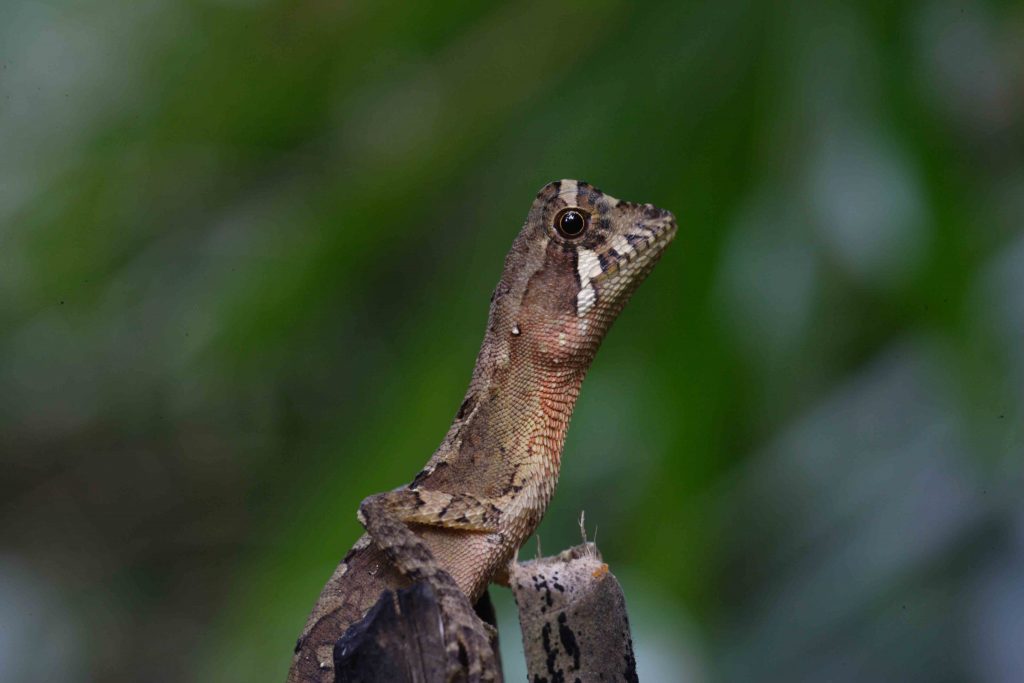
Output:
[289, 180, 676, 682]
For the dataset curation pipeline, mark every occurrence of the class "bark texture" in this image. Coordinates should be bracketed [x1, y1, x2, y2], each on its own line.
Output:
[332, 584, 502, 683]
[322, 542, 637, 682]
[510, 543, 638, 683]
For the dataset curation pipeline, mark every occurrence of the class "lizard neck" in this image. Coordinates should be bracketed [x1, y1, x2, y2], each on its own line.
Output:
[413, 237, 604, 532]
[417, 321, 591, 520]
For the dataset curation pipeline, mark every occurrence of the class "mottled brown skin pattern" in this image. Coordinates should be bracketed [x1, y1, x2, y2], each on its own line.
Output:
[289, 180, 676, 682]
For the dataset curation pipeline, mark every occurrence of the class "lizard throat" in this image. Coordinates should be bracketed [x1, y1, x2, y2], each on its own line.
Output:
[415, 344, 588, 531]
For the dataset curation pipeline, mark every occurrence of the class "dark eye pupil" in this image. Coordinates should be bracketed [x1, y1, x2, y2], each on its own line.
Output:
[557, 210, 586, 237]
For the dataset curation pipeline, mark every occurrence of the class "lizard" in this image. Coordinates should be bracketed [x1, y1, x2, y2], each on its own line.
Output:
[288, 179, 676, 683]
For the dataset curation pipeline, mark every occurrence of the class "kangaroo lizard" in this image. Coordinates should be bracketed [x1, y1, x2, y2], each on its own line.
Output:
[289, 180, 676, 682]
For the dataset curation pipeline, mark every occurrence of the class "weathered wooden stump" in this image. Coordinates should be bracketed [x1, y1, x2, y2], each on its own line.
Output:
[333, 584, 502, 683]
[511, 543, 638, 683]
[327, 542, 637, 682]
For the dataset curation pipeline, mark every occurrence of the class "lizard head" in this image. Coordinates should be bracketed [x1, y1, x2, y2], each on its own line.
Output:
[492, 179, 676, 371]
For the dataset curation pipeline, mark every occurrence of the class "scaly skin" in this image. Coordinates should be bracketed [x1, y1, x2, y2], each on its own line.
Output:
[289, 180, 676, 682]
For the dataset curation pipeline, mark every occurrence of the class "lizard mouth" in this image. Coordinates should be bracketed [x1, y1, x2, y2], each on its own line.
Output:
[589, 209, 677, 286]
[570, 197, 677, 319]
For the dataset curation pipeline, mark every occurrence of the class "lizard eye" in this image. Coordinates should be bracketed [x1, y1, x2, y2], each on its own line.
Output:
[554, 209, 588, 239]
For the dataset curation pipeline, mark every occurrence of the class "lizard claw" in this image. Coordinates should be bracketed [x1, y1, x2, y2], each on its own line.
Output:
[438, 589, 498, 682]
[447, 618, 497, 682]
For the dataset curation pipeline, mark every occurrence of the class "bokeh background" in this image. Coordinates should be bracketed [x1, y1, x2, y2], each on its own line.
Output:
[2, 1, 1022, 681]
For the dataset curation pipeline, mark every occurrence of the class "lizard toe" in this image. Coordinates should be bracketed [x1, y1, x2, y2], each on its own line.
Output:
[439, 590, 497, 682]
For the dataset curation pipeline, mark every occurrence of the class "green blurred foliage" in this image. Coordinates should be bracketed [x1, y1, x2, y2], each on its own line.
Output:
[1, 1, 1021, 681]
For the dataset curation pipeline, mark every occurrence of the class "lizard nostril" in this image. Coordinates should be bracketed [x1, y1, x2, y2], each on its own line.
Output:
[642, 204, 664, 219]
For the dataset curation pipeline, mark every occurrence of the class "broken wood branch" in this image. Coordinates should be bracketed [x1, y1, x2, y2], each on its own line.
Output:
[318, 542, 637, 682]
[510, 543, 638, 683]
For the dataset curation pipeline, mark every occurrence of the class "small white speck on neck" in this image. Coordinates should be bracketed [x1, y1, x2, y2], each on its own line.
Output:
[512, 324, 521, 336]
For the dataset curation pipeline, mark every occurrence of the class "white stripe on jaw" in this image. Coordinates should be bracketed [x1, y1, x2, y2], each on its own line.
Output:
[576, 284, 597, 316]
[576, 247, 603, 316]
[577, 248, 602, 281]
